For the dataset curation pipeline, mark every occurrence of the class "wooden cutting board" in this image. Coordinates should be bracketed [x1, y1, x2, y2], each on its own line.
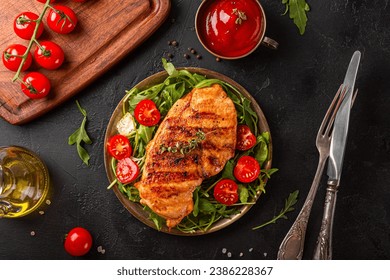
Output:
[0, 0, 170, 125]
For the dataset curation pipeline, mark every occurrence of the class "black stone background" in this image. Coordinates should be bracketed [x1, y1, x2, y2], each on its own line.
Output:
[0, 0, 389, 260]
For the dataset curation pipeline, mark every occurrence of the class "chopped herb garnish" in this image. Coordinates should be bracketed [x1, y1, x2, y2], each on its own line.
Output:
[159, 131, 205, 154]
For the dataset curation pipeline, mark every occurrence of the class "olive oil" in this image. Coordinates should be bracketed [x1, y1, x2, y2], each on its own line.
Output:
[0, 146, 50, 218]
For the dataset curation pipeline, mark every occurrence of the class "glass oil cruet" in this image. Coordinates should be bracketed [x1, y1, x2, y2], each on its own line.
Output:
[0, 146, 50, 218]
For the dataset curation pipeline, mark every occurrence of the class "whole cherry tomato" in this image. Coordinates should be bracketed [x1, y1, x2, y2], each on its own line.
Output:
[64, 227, 93, 257]
[107, 134, 132, 160]
[213, 179, 239, 206]
[236, 124, 257, 151]
[47, 5, 78, 34]
[34, 41, 64, 70]
[14, 12, 44, 40]
[116, 157, 140, 184]
[233, 155, 260, 183]
[2, 44, 32, 72]
[134, 99, 161, 126]
[21, 72, 51, 99]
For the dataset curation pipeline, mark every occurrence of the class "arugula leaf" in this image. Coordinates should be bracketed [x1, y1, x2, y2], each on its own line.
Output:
[68, 100, 92, 165]
[238, 185, 249, 204]
[282, 0, 310, 35]
[252, 190, 299, 230]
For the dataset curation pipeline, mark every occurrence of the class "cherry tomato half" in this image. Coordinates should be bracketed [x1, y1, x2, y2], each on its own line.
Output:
[213, 179, 239, 206]
[134, 99, 161, 126]
[14, 12, 44, 40]
[107, 134, 132, 160]
[34, 41, 64, 70]
[47, 5, 78, 34]
[234, 155, 260, 183]
[2, 44, 32, 72]
[236, 124, 256, 151]
[116, 157, 140, 184]
[64, 227, 93, 257]
[21, 72, 51, 99]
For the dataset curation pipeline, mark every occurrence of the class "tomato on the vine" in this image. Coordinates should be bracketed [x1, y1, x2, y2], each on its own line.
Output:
[34, 41, 64, 70]
[21, 72, 51, 99]
[233, 155, 260, 183]
[236, 124, 256, 151]
[116, 157, 140, 184]
[213, 179, 239, 206]
[64, 227, 93, 257]
[107, 134, 132, 160]
[134, 99, 161, 126]
[14, 12, 44, 40]
[2, 44, 32, 72]
[47, 5, 78, 34]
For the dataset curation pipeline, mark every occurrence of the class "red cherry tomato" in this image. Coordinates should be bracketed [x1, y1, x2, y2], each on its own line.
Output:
[116, 157, 140, 184]
[14, 12, 44, 40]
[47, 5, 78, 34]
[213, 179, 239, 206]
[134, 99, 161, 126]
[34, 41, 64, 70]
[234, 155, 260, 183]
[2, 44, 32, 72]
[236, 124, 256, 151]
[64, 227, 93, 257]
[21, 72, 51, 99]
[107, 134, 132, 160]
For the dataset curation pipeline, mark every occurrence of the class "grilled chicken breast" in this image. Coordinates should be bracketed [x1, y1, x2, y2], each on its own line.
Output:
[134, 84, 237, 228]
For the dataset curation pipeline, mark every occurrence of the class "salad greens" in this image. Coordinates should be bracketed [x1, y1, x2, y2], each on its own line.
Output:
[109, 58, 277, 233]
[68, 100, 92, 165]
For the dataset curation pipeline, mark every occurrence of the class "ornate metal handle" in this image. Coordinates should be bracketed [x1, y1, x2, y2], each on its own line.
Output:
[277, 155, 327, 260]
[313, 180, 339, 260]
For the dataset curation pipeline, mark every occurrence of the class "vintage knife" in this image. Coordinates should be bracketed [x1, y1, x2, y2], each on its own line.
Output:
[313, 50, 361, 259]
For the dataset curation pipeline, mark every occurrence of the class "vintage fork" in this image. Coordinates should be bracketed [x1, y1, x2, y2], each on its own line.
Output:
[277, 85, 350, 260]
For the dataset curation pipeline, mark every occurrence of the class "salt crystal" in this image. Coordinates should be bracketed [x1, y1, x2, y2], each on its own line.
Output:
[97, 246, 102, 253]
[222, 248, 227, 254]
[39, 211, 44, 215]
[239, 252, 244, 257]
[263, 252, 268, 257]
[249, 248, 253, 252]
[227, 252, 232, 258]
[46, 200, 51, 205]
[30, 231, 36, 236]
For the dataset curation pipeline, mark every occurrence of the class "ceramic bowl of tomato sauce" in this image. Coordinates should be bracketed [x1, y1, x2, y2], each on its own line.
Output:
[195, 0, 278, 59]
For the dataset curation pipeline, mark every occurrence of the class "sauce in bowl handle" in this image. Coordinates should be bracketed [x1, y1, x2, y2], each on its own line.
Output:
[261, 36, 279, 50]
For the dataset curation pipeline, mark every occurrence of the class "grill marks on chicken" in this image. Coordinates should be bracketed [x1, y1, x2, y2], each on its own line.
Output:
[134, 84, 237, 228]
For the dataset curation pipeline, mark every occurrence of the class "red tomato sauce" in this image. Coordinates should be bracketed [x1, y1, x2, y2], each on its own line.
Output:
[197, 0, 264, 58]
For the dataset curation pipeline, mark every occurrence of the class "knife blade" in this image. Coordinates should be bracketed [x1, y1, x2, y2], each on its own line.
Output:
[327, 51, 361, 184]
[313, 51, 361, 260]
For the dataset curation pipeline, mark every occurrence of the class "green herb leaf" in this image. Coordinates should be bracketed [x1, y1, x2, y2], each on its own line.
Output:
[220, 159, 236, 180]
[238, 185, 249, 204]
[252, 190, 299, 230]
[68, 100, 92, 165]
[283, 0, 310, 35]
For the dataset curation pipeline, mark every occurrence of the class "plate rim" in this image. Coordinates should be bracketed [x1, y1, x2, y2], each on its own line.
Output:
[104, 67, 273, 236]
